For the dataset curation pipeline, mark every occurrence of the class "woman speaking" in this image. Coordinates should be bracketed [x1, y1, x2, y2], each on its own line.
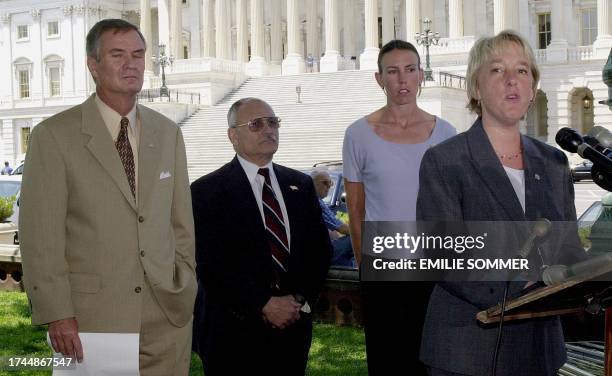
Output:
[417, 31, 585, 376]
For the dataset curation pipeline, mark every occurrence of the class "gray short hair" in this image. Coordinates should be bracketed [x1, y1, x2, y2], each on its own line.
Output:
[86, 19, 146, 62]
[310, 167, 330, 181]
[227, 97, 269, 127]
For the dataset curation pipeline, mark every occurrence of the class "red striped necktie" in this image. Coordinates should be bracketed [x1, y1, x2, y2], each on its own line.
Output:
[258, 168, 290, 287]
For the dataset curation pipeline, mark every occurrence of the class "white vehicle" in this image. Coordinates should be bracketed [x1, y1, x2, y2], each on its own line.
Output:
[0, 175, 21, 244]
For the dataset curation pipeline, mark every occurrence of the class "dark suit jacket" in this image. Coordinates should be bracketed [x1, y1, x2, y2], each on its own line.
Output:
[416, 118, 585, 376]
[190, 156, 332, 371]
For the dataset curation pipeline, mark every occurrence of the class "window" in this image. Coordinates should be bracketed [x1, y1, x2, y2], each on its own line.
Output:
[21, 127, 31, 154]
[581, 8, 597, 45]
[17, 25, 28, 40]
[47, 21, 59, 37]
[49, 67, 60, 96]
[183, 45, 189, 59]
[537, 13, 551, 49]
[18, 70, 29, 98]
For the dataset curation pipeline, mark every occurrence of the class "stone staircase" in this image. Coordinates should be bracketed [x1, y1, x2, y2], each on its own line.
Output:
[180, 70, 386, 181]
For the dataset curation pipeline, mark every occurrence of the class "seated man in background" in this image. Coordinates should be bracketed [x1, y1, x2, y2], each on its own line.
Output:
[311, 169, 355, 268]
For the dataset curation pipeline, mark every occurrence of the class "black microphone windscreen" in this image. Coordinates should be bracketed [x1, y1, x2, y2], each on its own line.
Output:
[555, 128, 582, 153]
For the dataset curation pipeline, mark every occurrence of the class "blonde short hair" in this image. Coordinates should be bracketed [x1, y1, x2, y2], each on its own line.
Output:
[466, 30, 540, 116]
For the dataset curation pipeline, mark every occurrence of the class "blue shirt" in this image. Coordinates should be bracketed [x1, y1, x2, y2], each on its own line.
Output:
[318, 198, 343, 231]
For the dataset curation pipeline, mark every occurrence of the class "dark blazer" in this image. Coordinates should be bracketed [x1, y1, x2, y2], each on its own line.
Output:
[191, 156, 332, 374]
[416, 118, 585, 376]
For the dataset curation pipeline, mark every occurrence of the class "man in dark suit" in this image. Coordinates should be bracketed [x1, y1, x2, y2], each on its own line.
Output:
[191, 97, 332, 375]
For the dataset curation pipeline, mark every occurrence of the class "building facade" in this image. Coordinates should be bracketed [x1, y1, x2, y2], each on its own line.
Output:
[0, 0, 610, 165]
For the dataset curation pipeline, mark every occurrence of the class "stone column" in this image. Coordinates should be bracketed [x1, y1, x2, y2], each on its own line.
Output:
[158, 0, 170, 51]
[215, 0, 230, 59]
[270, 0, 283, 65]
[382, 0, 394, 44]
[201, 0, 214, 56]
[343, 0, 356, 58]
[405, 0, 420, 45]
[448, 0, 463, 38]
[170, 0, 182, 59]
[593, 0, 612, 58]
[306, 0, 319, 60]
[360, 0, 379, 70]
[236, 0, 248, 62]
[282, 0, 305, 74]
[140, 0, 153, 71]
[493, 0, 518, 34]
[546, 0, 568, 63]
[320, 0, 341, 72]
[246, 0, 268, 76]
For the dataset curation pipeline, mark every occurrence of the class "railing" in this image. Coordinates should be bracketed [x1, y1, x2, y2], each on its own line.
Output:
[168, 57, 246, 74]
[535, 46, 596, 64]
[426, 36, 476, 55]
[535, 49, 548, 65]
[437, 71, 466, 90]
[568, 46, 594, 61]
[137, 88, 201, 105]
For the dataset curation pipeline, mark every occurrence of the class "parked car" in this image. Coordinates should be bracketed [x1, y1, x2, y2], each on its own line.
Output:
[0, 175, 21, 223]
[10, 163, 23, 175]
[0, 175, 21, 245]
[311, 160, 346, 215]
[571, 161, 593, 182]
[577, 193, 612, 253]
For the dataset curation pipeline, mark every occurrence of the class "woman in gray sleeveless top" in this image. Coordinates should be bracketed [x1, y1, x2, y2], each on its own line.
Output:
[342, 40, 456, 376]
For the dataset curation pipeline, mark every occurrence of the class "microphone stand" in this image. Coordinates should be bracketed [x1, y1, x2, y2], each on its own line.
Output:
[491, 219, 551, 376]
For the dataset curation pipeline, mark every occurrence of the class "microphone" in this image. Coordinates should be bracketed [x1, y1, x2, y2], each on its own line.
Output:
[556, 128, 612, 191]
[517, 218, 552, 259]
[556, 128, 612, 169]
[588, 126, 612, 150]
[542, 253, 612, 285]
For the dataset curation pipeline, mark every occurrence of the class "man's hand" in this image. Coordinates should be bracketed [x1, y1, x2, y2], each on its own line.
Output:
[48, 317, 83, 362]
[262, 296, 302, 329]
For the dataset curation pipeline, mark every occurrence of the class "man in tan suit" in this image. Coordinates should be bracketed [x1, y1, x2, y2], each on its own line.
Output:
[19, 19, 196, 375]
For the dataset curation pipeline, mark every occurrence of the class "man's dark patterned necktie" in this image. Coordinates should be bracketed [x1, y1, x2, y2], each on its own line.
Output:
[258, 168, 289, 287]
[116, 117, 136, 197]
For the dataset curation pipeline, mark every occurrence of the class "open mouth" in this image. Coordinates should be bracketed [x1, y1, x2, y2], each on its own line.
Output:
[398, 89, 410, 94]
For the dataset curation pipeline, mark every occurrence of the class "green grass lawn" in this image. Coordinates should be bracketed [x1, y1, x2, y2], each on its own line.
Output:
[0, 291, 366, 376]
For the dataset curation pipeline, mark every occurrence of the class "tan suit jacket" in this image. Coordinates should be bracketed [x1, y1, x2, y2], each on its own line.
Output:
[19, 94, 197, 332]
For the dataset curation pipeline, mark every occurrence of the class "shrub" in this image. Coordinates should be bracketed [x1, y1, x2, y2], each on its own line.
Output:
[0, 195, 16, 222]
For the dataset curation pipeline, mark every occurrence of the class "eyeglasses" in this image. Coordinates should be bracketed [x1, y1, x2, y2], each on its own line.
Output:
[322, 180, 334, 187]
[231, 117, 282, 132]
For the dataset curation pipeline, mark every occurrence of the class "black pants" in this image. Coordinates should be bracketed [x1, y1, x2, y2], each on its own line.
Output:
[200, 314, 312, 376]
[361, 281, 434, 376]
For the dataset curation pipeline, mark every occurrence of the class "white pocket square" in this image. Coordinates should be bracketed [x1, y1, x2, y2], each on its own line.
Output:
[159, 171, 172, 180]
[289, 185, 299, 191]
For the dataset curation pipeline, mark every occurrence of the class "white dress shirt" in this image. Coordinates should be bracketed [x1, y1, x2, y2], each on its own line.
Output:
[503, 165, 526, 213]
[237, 154, 291, 248]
